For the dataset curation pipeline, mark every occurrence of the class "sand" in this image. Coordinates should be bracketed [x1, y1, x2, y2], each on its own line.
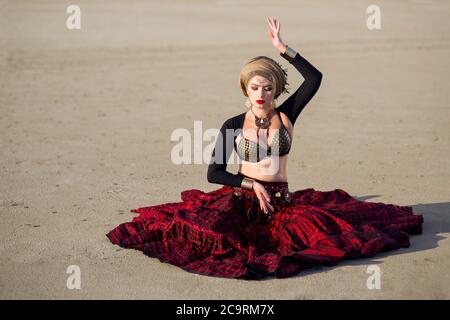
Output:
[1, 0, 449, 299]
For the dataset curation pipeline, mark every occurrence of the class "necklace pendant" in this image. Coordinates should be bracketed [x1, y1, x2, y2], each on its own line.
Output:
[251, 108, 273, 129]
[255, 117, 271, 129]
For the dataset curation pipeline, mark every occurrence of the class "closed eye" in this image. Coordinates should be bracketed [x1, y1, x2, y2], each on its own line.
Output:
[251, 87, 272, 91]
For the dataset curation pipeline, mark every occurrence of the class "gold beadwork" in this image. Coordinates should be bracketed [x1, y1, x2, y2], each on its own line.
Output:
[236, 126, 291, 162]
[233, 189, 243, 199]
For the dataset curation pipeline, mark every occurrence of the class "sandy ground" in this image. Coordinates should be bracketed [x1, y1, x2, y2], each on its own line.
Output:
[1, 0, 450, 299]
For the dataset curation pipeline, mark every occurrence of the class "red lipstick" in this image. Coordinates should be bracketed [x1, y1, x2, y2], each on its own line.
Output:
[256, 99, 265, 104]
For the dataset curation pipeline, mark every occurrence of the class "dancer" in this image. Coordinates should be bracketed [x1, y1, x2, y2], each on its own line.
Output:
[107, 17, 423, 280]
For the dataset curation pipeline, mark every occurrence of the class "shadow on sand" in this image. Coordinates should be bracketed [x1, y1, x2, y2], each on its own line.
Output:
[114, 189, 449, 281]
[263, 194, 450, 281]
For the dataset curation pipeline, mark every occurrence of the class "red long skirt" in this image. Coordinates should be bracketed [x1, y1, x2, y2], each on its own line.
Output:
[106, 179, 423, 280]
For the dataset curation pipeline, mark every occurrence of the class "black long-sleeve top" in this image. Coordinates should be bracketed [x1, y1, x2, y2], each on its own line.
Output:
[207, 51, 323, 187]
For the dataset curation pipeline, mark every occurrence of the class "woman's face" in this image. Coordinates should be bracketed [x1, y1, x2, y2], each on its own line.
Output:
[246, 75, 275, 109]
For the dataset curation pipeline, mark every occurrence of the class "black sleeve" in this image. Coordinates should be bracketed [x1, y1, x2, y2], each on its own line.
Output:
[276, 51, 323, 126]
[207, 118, 245, 187]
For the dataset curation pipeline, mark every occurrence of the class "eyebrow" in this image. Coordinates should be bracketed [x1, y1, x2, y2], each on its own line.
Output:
[250, 83, 272, 87]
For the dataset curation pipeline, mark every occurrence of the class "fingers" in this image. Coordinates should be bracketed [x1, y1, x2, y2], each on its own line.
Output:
[260, 188, 271, 204]
[257, 193, 274, 215]
[272, 17, 280, 33]
[267, 17, 279, 27]
[260, 201, 270, 215]
[263, 199, 274, 213]
[260, 200, 274, 215]
[256, 193, 267, 212]
[254, 183, 275, 215]
[266, 16, 275, 30]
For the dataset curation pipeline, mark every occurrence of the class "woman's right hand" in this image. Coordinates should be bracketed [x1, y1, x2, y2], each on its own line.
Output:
[266, 16, 286, 52]
[253, 182, 274, 215]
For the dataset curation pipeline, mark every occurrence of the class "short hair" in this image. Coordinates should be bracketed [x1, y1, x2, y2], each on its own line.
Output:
[239, 56, 290, 99]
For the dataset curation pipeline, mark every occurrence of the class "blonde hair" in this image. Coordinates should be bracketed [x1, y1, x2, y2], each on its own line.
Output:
[239, 56, 289, 99]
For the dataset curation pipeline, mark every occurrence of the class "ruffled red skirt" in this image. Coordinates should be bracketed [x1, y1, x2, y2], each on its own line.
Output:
[106, 179, 423, 280]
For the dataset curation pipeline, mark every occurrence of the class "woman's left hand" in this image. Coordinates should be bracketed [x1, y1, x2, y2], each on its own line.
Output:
[266, 17, 286, 52]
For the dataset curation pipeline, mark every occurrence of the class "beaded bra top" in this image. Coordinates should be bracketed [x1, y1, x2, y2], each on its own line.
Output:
[236, 109, 292, 162]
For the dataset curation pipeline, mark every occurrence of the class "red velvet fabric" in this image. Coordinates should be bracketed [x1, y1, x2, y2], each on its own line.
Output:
[106, 181, 423, 280]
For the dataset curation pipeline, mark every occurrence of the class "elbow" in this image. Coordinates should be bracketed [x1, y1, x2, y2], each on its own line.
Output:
[311, 72, 322, 89]
[315, 71, 323, 84]
[207, 170, 213, 183]
[206, 167, 216, 184]
[305, 71, 322, 87]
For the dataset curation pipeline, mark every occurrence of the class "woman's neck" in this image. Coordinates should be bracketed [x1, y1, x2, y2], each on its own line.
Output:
[251, 106, 275, 119]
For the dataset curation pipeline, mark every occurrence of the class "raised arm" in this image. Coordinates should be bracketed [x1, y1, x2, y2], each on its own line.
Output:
[266, 16, 323, 126]
[207, 118, 245, 188]
[276, 50, 322, 126]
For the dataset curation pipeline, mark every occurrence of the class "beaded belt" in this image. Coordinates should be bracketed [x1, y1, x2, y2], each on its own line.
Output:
[232, 182, 292, 207]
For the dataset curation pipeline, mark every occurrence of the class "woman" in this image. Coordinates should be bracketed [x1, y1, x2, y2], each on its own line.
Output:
[107, 17, 423, 280]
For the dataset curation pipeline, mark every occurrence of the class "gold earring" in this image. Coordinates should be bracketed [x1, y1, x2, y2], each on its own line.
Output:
[271, 100, 276, 108]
